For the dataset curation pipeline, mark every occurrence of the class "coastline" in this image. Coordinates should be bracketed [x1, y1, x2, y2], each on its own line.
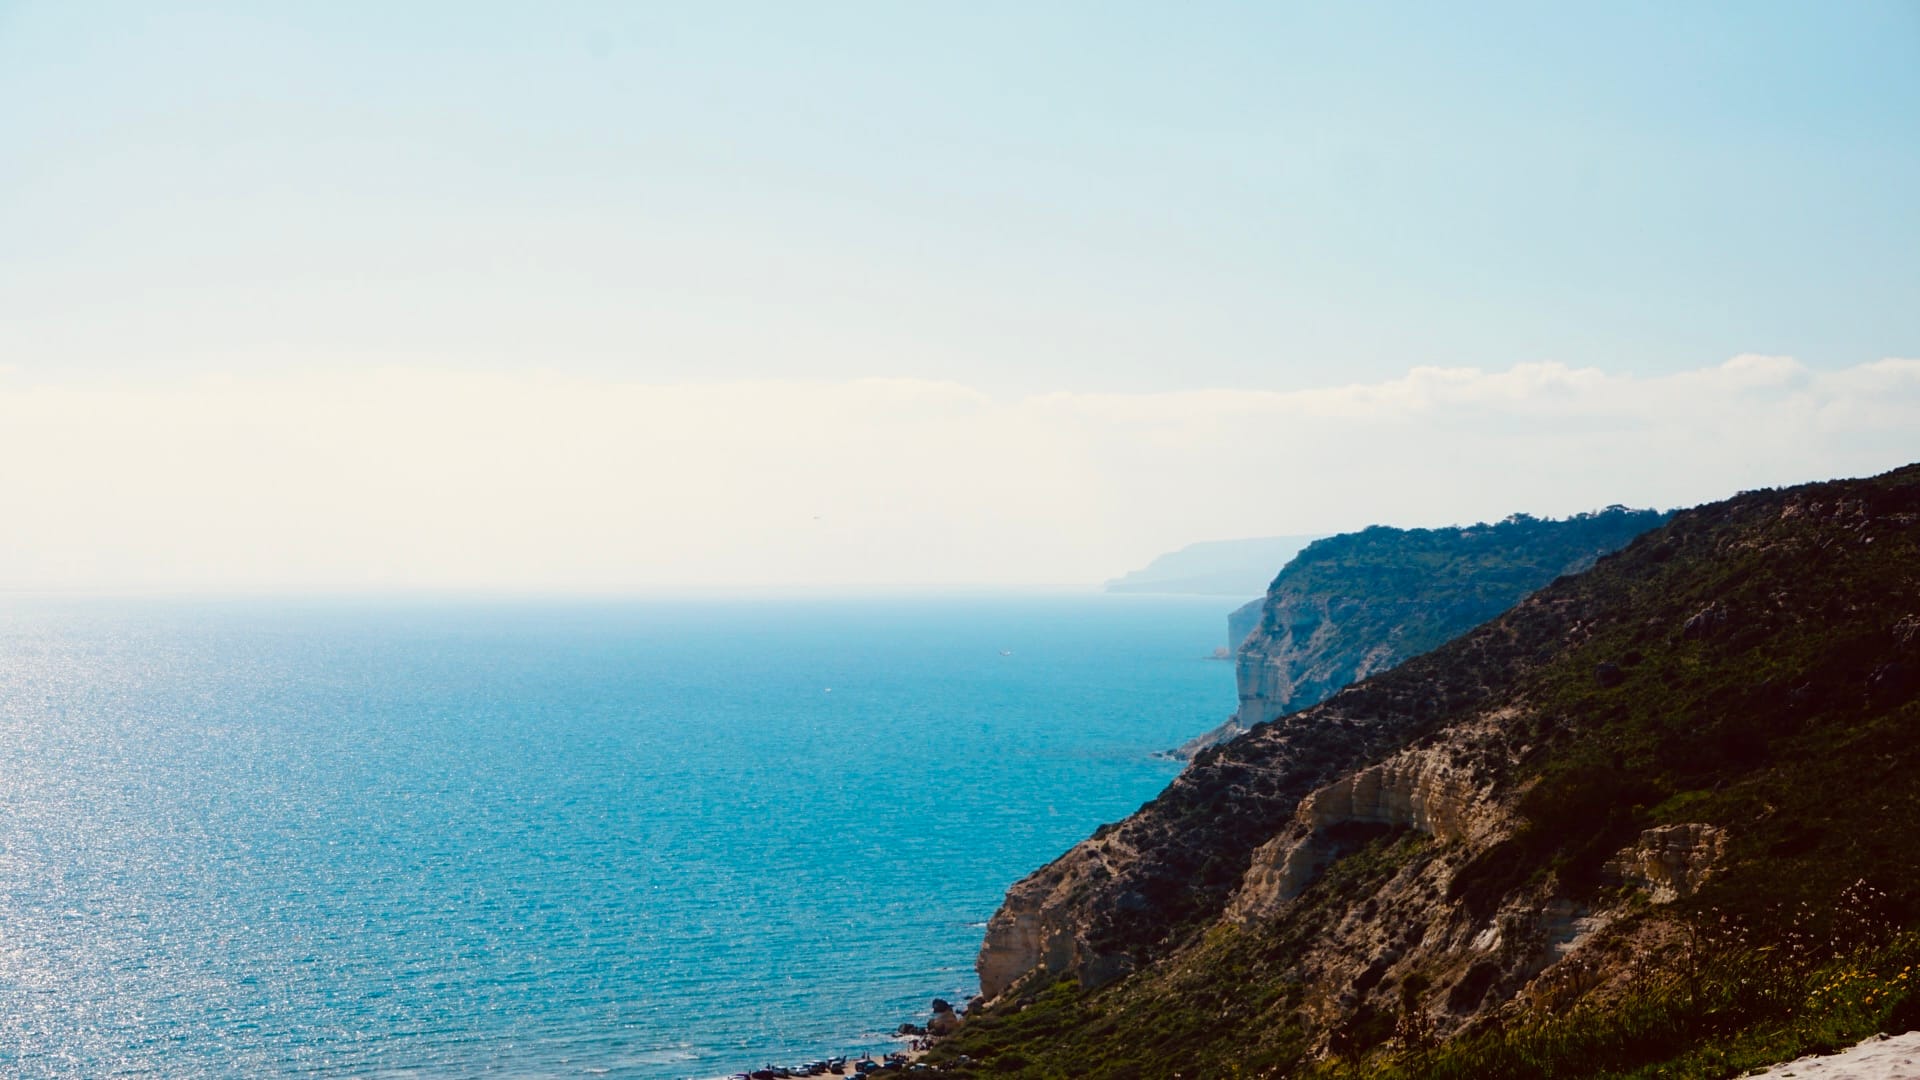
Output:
[714, 1003, 955, 1079]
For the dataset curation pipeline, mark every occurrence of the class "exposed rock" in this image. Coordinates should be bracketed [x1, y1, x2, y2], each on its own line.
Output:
[927, 1003, 963, 1036]
[1601, 824, 1726, 902]
[1229, 742, 1497, 921]
[977, 702, 1400, 999]
[1594, 661, 1625, 687]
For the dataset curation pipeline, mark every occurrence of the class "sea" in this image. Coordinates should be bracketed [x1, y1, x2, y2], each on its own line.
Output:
[0, 592, 1238, 1078]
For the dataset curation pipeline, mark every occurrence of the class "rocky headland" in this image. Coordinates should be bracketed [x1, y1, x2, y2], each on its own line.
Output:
[1168, 509, 1666, 762]
[935, 465, 1920, 1078]
[1233, 509, 1668, 730]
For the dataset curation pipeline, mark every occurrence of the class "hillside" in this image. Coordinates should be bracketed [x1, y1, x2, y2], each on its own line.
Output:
[1236, 509, 1668, 729]
[1177, 510, 1665, 761]
[943, 464, 1920, 1079]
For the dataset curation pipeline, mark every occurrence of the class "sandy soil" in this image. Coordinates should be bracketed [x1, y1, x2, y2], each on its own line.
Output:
[1745, 1030, 1920, 1078]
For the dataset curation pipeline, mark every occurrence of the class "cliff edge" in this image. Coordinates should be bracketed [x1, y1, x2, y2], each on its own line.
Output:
[1235, 509, 1668, 730]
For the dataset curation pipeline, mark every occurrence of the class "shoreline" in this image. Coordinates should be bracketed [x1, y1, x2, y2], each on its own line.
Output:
[717, 1004, 953, 1079]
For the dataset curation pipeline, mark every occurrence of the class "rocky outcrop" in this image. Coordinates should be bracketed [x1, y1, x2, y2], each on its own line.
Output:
[978, 701, 1410, 999]
[1602, 823, 1726, 903]
[1229, 741, 1498, 921]
[927, 999, 963, 1036]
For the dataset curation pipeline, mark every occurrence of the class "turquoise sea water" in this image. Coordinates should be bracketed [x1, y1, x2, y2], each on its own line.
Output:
[0, 593, 1236, 1078]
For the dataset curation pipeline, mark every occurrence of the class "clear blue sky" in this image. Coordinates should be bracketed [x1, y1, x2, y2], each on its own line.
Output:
[0, 3, 1917, 589]
[4, 1, 1916, 393]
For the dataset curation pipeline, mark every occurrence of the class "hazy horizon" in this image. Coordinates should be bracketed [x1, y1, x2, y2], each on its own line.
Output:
[3, 4, 1916, 591]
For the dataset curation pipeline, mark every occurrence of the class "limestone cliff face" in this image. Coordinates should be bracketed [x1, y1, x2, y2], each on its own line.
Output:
[979, 829, 1147, 999]
[1228, 737, 1499, 922]
[1234, 511, 1667, 728]
[1221, 728, 1734, 1046]
[978, 697, 1413, 999]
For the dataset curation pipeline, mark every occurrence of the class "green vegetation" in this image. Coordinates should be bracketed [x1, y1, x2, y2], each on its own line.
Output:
[1253, 508, 1668, 669]
[1236, 505, 1668, 730]
[939, 832, 1432, 1078]
[937, 466, 1920, 1078]
[1329, 894, 1920, 1080]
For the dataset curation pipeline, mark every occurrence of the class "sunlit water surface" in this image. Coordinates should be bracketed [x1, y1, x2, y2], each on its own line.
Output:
[0, 594, 1236, 1077]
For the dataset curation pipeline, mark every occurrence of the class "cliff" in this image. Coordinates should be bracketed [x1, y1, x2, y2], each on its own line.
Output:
[1235, 509, 1668, 730]
[1161, 510, 1664, 764]
[944, 464, 1920, 1079]
[1228, 597, 1264, 651]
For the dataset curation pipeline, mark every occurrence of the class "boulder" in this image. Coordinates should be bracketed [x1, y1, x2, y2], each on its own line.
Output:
[927, 1009, 963, 1036]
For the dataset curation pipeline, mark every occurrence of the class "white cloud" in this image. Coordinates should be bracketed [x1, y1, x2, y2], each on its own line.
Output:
[0, 357, 1914, 590]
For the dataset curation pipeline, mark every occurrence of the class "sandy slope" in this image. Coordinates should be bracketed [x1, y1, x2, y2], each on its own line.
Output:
[1745, 1031, 1920, 1078]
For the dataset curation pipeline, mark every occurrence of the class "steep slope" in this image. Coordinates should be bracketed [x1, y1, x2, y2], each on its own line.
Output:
[1229, 598, 1264, 653]
[1171, 511, 1665, 763]
[1236, 509, 1667, 729]
[986, 510, 1667, 995]
[950, 464, 1920, 1079]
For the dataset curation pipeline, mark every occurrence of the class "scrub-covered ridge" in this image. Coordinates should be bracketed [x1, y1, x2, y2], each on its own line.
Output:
[1185, 509, 1664, 759]
[943, 464, 1920, 1078]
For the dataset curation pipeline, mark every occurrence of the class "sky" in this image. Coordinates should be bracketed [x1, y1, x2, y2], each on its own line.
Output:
[1, 2, 1917, 590]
